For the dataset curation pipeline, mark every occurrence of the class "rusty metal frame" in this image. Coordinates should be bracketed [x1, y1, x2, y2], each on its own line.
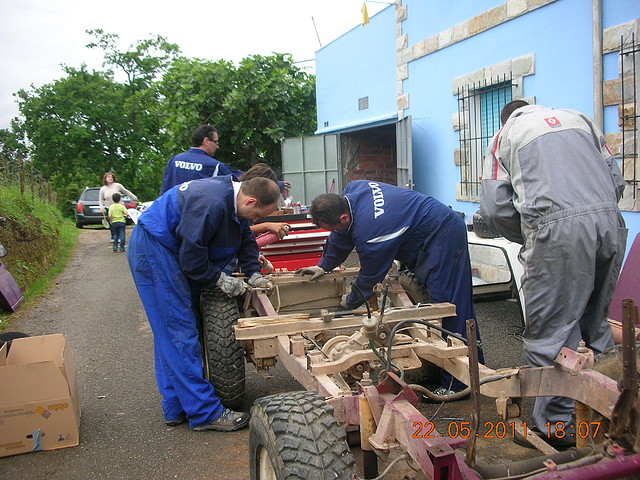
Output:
[237, 270, 640, 479]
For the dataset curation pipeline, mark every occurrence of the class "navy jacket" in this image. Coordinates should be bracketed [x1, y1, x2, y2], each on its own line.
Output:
[140, 176, 260, 285]
[318, 180, 463, 305]
[160, 148, 244, 195]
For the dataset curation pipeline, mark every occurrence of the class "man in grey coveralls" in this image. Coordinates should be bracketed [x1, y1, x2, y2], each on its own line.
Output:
[479, 100, 627, 440]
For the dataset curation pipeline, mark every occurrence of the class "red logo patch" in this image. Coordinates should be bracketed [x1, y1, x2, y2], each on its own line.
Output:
[544, 116, 561, 128]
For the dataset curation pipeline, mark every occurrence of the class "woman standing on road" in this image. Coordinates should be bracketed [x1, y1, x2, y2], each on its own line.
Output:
[99, 173, 138, 214]
[99, 173, 138, 240]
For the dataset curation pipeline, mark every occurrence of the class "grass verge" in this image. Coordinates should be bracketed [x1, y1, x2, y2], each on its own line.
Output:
[0, 185, 78, 329]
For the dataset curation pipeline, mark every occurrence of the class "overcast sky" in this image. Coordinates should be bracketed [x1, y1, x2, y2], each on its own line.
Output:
[0, 0, 389, 129]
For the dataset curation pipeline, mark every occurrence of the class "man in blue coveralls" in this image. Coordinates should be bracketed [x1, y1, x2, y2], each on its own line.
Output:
[297, 180, 484, 395]
[159, 125, 244, 195]
[127, 176, 279, 431]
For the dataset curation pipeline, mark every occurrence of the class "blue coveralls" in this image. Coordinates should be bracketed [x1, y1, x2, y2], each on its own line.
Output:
[127, 176, 260, 427]
[160, 148, 244, 195]
[160, 148, 287, 200]
[317, 181, 484, 389]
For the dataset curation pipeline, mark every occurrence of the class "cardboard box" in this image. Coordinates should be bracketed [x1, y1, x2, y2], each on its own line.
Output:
[0, 334, 80, 457]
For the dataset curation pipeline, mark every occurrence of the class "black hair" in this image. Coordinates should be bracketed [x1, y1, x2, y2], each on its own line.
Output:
[310, 193, 349, 226]
[500, 100, 529, 125]
[191, 125, 217, 147]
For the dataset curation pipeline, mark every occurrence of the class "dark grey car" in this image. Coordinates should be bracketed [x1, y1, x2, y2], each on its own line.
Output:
[72, 187, 104, 228]
[72, 188, 137, 228]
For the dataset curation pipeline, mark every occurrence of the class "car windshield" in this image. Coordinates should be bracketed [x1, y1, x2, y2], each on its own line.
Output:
[83, 189, 100, 201]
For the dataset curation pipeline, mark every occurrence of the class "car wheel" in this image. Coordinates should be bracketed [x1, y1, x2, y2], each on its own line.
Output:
[249, 391, 356, 480]
[75, 222, 84, 229]
[473, 212, 501, 239]
[199, 286, 245, 410]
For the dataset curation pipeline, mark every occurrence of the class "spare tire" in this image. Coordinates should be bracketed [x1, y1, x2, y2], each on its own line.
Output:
[473, 212, 501, 239]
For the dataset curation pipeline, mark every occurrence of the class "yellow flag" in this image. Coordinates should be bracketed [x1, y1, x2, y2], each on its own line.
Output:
[361, 2, 370, 26]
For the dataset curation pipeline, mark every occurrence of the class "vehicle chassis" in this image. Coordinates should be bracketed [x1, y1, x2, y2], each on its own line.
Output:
[232, 268, 640, 480]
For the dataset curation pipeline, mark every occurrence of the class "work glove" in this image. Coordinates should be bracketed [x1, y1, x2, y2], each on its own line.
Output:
[247, 272, 274, 291]
[341, 293, 364, 310]
[294, 265, 327, 281]
[216, 273, 247, 297]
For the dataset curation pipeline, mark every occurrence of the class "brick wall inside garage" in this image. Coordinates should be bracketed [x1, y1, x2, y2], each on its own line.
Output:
[342, 125, 397, 185]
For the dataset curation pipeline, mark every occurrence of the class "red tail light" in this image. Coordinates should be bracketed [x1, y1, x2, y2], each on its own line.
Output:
[77, 201, 83, 213]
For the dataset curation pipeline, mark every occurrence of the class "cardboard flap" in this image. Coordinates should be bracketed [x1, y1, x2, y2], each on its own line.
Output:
[0, 342, 6, 367]
[0, 361, 70, 406]
[7, 334, 67, 370]
[0, 334, 80, 458]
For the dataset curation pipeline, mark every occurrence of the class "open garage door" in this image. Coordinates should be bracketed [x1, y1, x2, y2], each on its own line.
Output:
[396, 116, 413, 189]
[282, 116, 413, 204]
[281, 135, 340, 206]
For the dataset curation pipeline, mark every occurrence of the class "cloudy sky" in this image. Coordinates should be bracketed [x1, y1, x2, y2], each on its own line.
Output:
[0, 0, 389, 129]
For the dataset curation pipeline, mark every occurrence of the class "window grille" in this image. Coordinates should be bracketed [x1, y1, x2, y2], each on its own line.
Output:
[457, 75, 514, 199]
[620, 33, 639, 200]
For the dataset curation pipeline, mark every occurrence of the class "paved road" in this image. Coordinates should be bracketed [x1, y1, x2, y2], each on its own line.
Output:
[0, 227, 530, 480]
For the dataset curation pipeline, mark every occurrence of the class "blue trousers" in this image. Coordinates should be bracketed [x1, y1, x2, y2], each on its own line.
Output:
[111, 222, 126, 251]
[413, 213, 484, 390]
[127, 226, 224, 427]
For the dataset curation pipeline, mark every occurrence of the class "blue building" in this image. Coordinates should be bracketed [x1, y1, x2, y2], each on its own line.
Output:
[308, 0, 640, 258]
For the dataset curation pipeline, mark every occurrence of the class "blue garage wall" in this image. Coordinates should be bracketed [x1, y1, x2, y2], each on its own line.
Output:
[315, 7, 396, 134]
[603, 0, 640, 27]
[402, 0, 504, 40]
[406, 0, 595, 210]
[314, 0, 640, 259]
[602, 0, 640, 249]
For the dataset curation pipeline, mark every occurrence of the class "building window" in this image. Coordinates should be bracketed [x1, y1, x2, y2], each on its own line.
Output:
[620, 34, 639, 206]
[457, 76, 514, 200]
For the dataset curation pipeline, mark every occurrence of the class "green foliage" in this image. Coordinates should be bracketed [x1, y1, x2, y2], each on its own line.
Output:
[160, 53, 316, 172]
[8, 30, 316, 214]
[86, 29, 181, 88]
[15, 30, 182, 208]
[0, 185, 78, 327]
[0, 125, 29, 184]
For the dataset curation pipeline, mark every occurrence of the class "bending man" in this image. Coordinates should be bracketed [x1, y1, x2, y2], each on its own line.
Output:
[479, 101, 626, 442]
[128, 176, 279, 431]
[299, 180, 483, 394]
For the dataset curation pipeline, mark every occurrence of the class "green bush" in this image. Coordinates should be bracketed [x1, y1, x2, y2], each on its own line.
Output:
[0, 185, 78, 328]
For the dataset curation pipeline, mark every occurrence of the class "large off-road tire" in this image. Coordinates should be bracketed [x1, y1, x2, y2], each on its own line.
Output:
[472, 212, 501, 239]
[398, 270, 440, 385]
[398, 270, 430, 304]
[249, 391, 356, 480]
[199, 286, 245, 410]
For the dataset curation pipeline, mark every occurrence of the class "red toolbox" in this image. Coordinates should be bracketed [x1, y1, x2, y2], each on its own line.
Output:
[255, 213, 329, 272]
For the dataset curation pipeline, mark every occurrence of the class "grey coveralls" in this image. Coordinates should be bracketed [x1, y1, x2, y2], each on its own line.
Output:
[479, 105, 627, 434]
